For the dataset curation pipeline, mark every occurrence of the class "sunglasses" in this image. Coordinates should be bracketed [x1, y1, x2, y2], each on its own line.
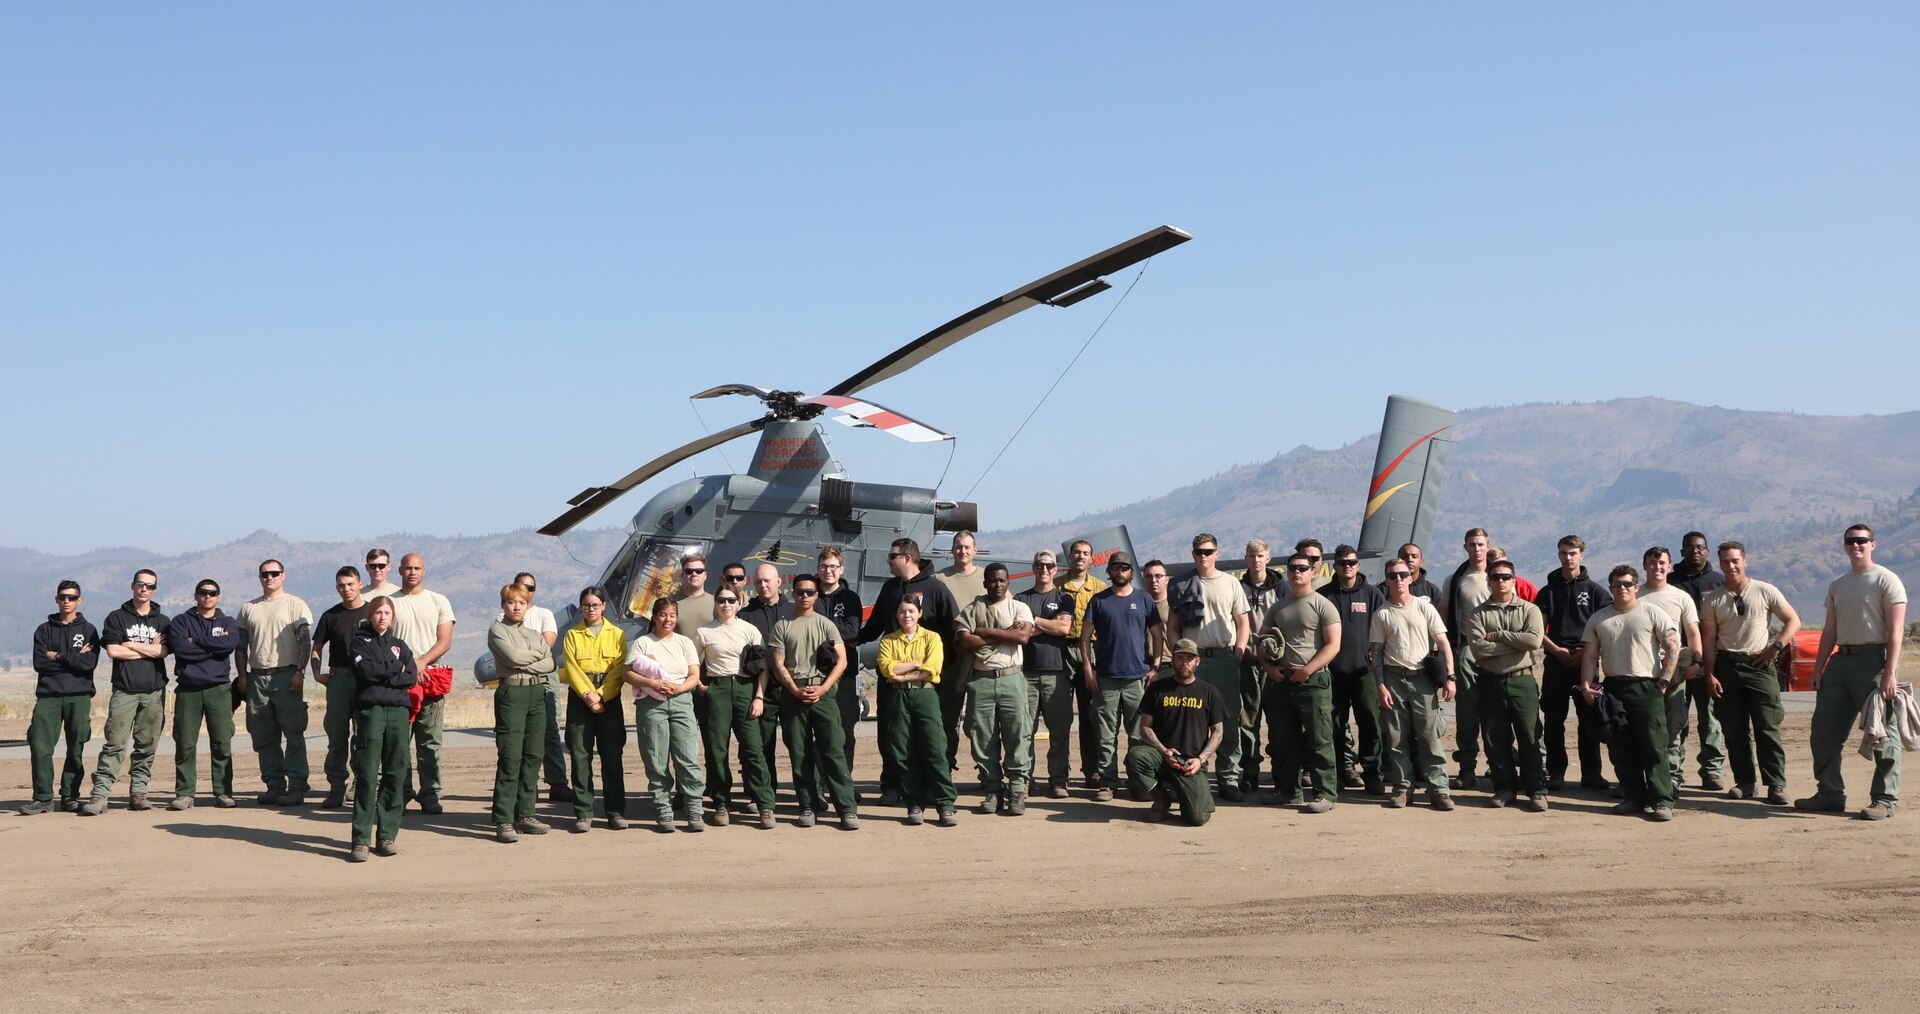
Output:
[1033, 561, 1057, 569]
[367, 562, 389, 568]
[724, 574, 747, 582]
[259, 570, 282, 579]
[683, 567, 706, 575]
[195, 588, 219, 597]
[1336, 558, 1360, 567]
[1610, 581, 1638, 589]
[1385, 572, 1412, 580]
[56, 593, 80, 602]
[522, 585, 536, 594]
[887, 551, 909, 560]
[1287, 564, 1313, 573]
[1110, 563, 1134, 571]
[793, 588, 819, 597]
[1845, 536, 1873, 546]
[715, 596, 739, 604]
[1193, 547, 1217, 556]
[132, 581, 157, 591]
[1304, 556, 1321, 564]
[1489, 573, 1515, 582]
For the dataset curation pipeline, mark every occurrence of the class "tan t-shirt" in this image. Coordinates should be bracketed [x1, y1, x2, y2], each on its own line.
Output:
[1824, 565, 1908, 645]
[1704, 580, 1789, 654]
[236, 594, 314, 669]
[1369, 599, 1446, 669]
[695, 620, 760, 677]
[631, 631, 700, 700]
[1261, 593, 1341, 669]
[1582, 603, 1676, 679]
[364, 582, 400, 599]
[958, 596, 1035, 671]
[771, 612, 843, 680]
[392, 589, 456, 660]
[673, 593, 715, 635]
[938, 567, 987, 609]
[1637, 585, 1699, 668]
[1188, 572, 1251, 649]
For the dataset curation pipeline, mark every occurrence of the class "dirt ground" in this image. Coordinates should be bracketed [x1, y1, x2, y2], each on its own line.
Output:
[2, 710, 1917, 1013]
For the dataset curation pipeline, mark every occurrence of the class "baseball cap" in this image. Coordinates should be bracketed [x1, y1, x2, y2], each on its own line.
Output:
[1106, 550, 1134, 568]
[1171, 638, 1199, 657]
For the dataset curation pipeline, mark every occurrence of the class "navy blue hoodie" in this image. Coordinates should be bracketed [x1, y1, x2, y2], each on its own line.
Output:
[32, 613, 101, 697]
[167, 608, 242, 690]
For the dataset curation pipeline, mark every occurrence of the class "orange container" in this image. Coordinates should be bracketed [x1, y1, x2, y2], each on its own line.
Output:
[1784, 629, 1825, 692]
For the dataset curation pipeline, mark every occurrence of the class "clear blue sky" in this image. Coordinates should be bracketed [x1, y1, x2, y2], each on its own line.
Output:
[5, 5, 1915, 556]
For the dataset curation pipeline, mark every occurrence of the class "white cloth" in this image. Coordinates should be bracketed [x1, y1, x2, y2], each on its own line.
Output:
[1857, 683, 1920, 759]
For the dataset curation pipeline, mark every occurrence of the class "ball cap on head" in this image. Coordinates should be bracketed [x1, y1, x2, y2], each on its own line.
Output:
[1106, 550, 1134, 568]
[1171, 637, 1200, 658]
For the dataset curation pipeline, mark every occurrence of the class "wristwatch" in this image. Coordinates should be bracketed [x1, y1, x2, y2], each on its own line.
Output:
[1656, 678, 1673, 690]
[1772, 641, 1789, 654]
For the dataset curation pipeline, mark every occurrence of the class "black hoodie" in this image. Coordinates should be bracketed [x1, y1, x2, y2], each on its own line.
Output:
[32, 612, 101, 697]
[102, 600, 171, 694]
[1536, 567, 1613, 649]
[167, 608, 242, 690]
[349, 621, 419, 708]
[858, 567, 959, 644]
[1320, 576, 1387, 674]
[1670, 560, 1725, 609]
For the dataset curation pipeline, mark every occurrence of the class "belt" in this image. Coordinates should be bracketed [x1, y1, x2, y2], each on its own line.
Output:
[1720, 650, 1762, 662]
[1838, 644, 1886, 655]
[708, 673, 754, 683]
[257, 665, 299, 674]
[1384, 664, 1424, 676]
[584, 671, 609, 688]
[1488, 667, 1538, 679]
[791, 675, 827, 689]
[1198, 646, 1235, 657]
[975, 666, 1021, 678]
[501, 675, 549, 686]
[899, 680, 937, 691]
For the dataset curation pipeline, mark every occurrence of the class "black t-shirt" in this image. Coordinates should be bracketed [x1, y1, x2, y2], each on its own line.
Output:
[315, 601, 372, 670]
[1015, 587, 1073, 673]
[1139, 677, 1229, 759]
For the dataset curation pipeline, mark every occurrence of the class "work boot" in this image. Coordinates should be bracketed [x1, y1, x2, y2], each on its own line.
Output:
[20, 800, 53, 816]
[1729, 784, 1753, 800]
[1266, 792, 1301, 807]
[515, 817, 551, 835]
[1860, 802, 1896, 821]
[684, 814, 705, 833]
[797, 810, 817, 828]
[878, 787, 901, 806]
[571, 818, 592, 834]
[166, 796, 194, 812]
[1794, 793, 1847, 813]
[839, 811, 860, 831]
[655, 815, 675, 833]
[709, 808, 730, 827]
[129, 793, 152, 811]
[1580, 776, 1612, 791]
[374, 839, 399, 857]
[1490, 790, 1515, 809]
[1647, 805, 1675, 822]
[417, 797, 443, 816]
[905, 806, 925, 826]
[1302, 797, 1333, 814]
[79, 795, 109, 817]
[608, 813, 629, 830]
[1340, 770, 1364, 790]
[1385, 791, 1409, 810]
[1092, 785, 1114, 803]
[1765, 786, 1790, 807]
[1363, 776, 1386, 796]
[1127, 784, 1152, 803]
[256, 790, 285, 807]
[1611, 800, 1643, 816]
[321, 789, 346, 809]
[759, 807, 776, 830]
[1699, 774, 1727, 792]
[1547, 775, 1567, 791]
[1220, 783, 1246, 803]
[977, 792, 1000, 815]
[1145, 786, 1173, 823]
[61, 798, 82, 813]
[547, 785, 575, 804]
[1523, 794, 1550, 813]
[495, 823, 520, 844]
[1609, 785, 1626, 800]
[936, 809, 958, 827]
[1427, 790, 1455, 812]
[347, 845, 370, 863]
[1048, 781, 1069, 799]
[281, 791, 307, 808]
[213, 795, 237, 808]
[1007, 787, 1028, 816]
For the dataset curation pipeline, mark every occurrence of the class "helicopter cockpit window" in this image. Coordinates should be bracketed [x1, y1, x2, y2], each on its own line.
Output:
[620, 540, 710, 623]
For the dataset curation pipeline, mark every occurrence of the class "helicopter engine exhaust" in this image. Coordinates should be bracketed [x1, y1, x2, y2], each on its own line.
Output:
[820, 477, 977, 533]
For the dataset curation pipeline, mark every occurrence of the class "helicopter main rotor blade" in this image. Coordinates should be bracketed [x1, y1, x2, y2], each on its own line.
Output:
[824, 224, 1192, 398]
[802, 394, 952, 443]
[538, 418, 766, 536]
[690, 383, 779, 403]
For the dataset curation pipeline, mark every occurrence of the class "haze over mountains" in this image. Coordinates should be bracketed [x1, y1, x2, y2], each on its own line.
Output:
[4, 399, 1916, 671]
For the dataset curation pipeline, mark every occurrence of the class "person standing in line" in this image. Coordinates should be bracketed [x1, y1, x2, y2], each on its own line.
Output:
[1016, 550, 1076, 799]
[311, 566, 370, 809]
[694, 587, 776, 829]
[1700, 541, 1800, 805]
[489, 584, 556, 843]
[25, 581, 100, 815]
[878, 597, 958, 826]
[362, 548, 399, 598]
[559, 585, 629, 832]
[1466, 559, 1548, 811]
[739, 563, 792, 800]
[1398, 544, 1442, 604]
[1580, 565, 1682, 821]
[1080, 551, 1166, 802]
[1323, 546, 1387, 793]
[167, 580, 242, 810]
[235, 559, 314, 806]
[1129, 639, 1229, 827]
[627, 598, 706, 833]
[1166, 533, 1252, 801]
[1486, 548, 1537, 601]
[1058, 540, 1107, 792]
[1236, 539, 1285, 794]
[1537, 535, 1613, 792]
[81, 570, 170, 815]
[496, 572, 567, 805]
[391, 553, 455, 813]
[1638, 547, 1705, 791]
[815, 548, 864, 781]
[1441, 528, 1493, 789]
[956, 563, 1035, 815]
[937, 531, 987, 775]
[1256, 552, 1342, 813]
[1671, 531, 1729, 791]
[1799, 525, 1906, 820]
[770, 573, 859, 829]
[1143, 559, 1173, 676]
[346, 595, 418, 862]
[1371, 561, 1457, 811]
[857, 539, 958, 805]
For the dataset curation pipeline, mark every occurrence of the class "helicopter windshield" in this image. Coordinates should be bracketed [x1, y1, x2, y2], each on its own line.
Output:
[603, 538, 711, 623]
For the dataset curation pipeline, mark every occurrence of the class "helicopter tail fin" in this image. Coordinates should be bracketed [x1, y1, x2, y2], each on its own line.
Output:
[1356, 395, 1457, 579]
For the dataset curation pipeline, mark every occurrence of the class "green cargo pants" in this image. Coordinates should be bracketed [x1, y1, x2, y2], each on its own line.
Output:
[1604, 677, 1674, 808]
[173, 683, 235, 798]
[780, 687, 857, 815]
[968, 667, 1031, 793]
[883, 681, 955, 809]
[1477, 670, 1545, 795]
[635, 692, 705, 820]
[1024, 670, 1073, 786]
[1451, 653, 1482, 778]
[29, 694, 92, 802]
[698, 677, 774, 812]
[1264, 669, 1336, 803]
[245, 666, 310, 794]
[1124, 744, 1215, 825]
[491, 681, 546, 825]
[1809, 648, 1900, 806]
[1093, 675, 1147, 787]
[1381, 668, 1449, 793]
[1686, 675, 1727, 781]
[321, 667, 358, 793]
[403, 696, 445, 805]
[1713, 655, 1788, 790]
[352, 703, 410, 845]
[1238, 652, 1265, 786]
[1195, 653, 1241, 791]
[90, 687, 165, 798]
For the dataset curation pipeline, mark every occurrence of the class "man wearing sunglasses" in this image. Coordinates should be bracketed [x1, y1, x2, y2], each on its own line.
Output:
[1236, 539, 1285, 795]
[362, 548, 399, 598]
[1579, 565, 1682, 821]
[1371, 563, 1456, 810]
[1801, 525, 1907, 820]
[1440, 529, 1494, 790]
[770, 573, 857, 829]
[25, 581, 100, 814]
[1255, 552, 1342, 813]
[1700, 541, 1799, 806]
[1323, 546, 1387, 794]
[1080, 551, 1166, 802]
[167, 580, 242, 809]
[1465, 559, 1547, 810]
[236, 559, 314, 806]
[1018, 550, 1076, 798]
[858, 538, 959, 806]
[82, 570, 170, 815]
[1166, 534, 1252, 801]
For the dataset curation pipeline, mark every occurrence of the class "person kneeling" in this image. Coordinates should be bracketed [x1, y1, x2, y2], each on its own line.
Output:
[1126, 639, 1228, 826]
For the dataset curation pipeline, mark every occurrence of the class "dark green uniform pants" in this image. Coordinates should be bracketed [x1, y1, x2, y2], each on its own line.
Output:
[940, 652, 970, 773]
[29, 694, 92, 802]
[1024, 670, 1073, 786]
[882, 682, 955, 809]
[173, 683, 235, 798]
[1451, 653, 1482, 778]
[1069, 644, 1099, 783]
[780, 688, 857, 814]
[492, 682, 546, 825]
[1686, 674, 1728, 781]
[542, 687, 569, 790]
[1263, 670, 1336, 802]
[352, 704, 409, 845]
[403, 696, 444, 805]
[1605, 677, 1674, 808]
[1809, 648, 1901, 806]
[1713, 655, 1787, 789]
[1331, 667, 1384, 781]
[322, 668, 358, 793]
[91, 687, 165, 798]
[567, 692, 627, 819]
[245, 665, 310, 793]
[876, 678, 902, 795]
[698, 677, 774, 811]
[1196, 653, 1242, 791]
[837, 669, 861, 775]
[1239, 653, 1265, 787]
[1124, 745, 1215, 825]
[1478, 670, 1545, 795]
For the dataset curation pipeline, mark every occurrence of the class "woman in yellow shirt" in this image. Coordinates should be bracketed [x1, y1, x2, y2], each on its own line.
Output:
[559, 586, 629, 832]
[876, 598, 956, 826]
